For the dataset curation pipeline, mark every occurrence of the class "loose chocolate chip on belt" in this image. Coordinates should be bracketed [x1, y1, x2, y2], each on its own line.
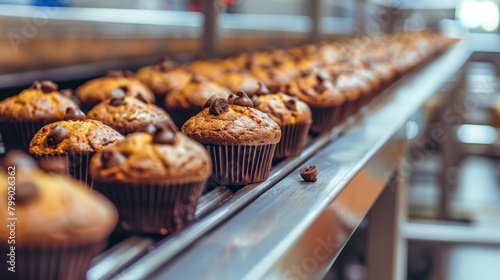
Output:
[102, 151, 126, 169]
[16, 182, 39, 204]
[300, 165, 318, 182]
[209, 97, 229, 115]
[41, 80, 58, 93]
[47, 125, 68, 146]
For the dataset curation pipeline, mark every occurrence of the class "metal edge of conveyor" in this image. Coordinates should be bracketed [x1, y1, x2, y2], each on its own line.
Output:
[121, 39, 473, 280]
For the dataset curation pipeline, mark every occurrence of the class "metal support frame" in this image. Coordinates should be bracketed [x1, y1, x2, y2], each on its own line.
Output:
[202, 0, 218, 57]
[309, 0, 321, 42]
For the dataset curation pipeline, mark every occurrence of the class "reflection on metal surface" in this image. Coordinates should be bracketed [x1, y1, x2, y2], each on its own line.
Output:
[457, 124, 498, 144]
[139, 40, 471, 280]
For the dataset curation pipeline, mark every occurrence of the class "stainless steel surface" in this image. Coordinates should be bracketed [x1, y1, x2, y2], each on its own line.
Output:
[87, 237, 154, 280]
[113, 40, 473, 280]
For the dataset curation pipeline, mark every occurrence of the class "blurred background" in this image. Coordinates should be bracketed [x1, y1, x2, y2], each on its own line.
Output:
[1, 0, 500, 279]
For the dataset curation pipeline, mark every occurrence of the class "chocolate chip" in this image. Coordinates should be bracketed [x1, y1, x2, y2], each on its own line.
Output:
[64, 107, 86, 121]
[251, 95, 261, 108]
[46, 125, 68, 146]
[209, 97, 229, 115]
[40, 80, 58, 93]
[29, 81, 42, 90]
[153, 128, 176, 145]
[59, 88, 73, 98]
[300, 69, 311, 77]
[255, 82, 270, 96]
[16, 182, 39, 204]
[102, 151, 126, 169]
[300, 165, 317, 182]
[272, 58, 283, 67]
[285, 99, 298, 111]
[107, 70, 124, 78]
[136, 123, 157, 135]
[314, 83, 327, 94]
[232, 91, 253, 107]
[203, 95, 220, 109]
[109, 88, 126, 106]
[227, 93, 238, 104]
[316, 72, 330, 83]
[1, 150, 36, 170]
[245, 60, 253, 70]
[135, 94, 148, 103]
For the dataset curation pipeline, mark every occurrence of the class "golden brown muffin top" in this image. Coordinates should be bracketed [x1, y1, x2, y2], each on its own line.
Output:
[182, 94, 281, 145]
[136, 59, 192, 96]
[185, 59, 226, 80]
[0, 151, 117, 247]
[0, 81, 78, 122]
[332, 72, 367, 100]
[90, 128, 211, 184]
[215, 71, 261, 96]
[254, 92, 312, 126]
[30, 108, 124, 154]
[165, 76, 232, 109]
[286, 71, 346, 107]
[76, 71, 155, 107]
[87, 92, 176, 135]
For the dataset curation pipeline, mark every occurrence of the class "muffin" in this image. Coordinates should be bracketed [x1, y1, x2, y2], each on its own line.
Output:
[76, 70, 155, 111]
[214, 69, 262, 97]
[182, 92, 281, 185]
[90, 124, 211, 234]
[29, 107, 124, 187]
[249, 57, 298, 92]
[253, 88, 312, 158]
[0, 150, 117, 280]
[286, 70, 346, 134]
[164, 75, 233, 127]
[0, 81, 78, 152]
[136, 58, 192, 105]
[87, 88, 177, 135]
[185, 59, 227, 80]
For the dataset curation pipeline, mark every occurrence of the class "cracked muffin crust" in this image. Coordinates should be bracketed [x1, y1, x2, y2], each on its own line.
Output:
[90, 131, 211, 184]
[87, 95, 176, 135]
[182, 102, 281, 146]
[136, 59, 192, 97]
[76, 71, 155, 109]
[0, 81, 78, 122]
[253, 92, 311, 127]
[29, 119, 124, 154]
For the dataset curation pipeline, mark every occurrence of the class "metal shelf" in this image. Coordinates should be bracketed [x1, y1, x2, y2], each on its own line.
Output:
[83, 40, 471, 279]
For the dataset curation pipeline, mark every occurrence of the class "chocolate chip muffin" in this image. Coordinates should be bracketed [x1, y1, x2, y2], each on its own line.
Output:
[182, 92, 281, 185]
[0, 150, 117, 280]
[185, 59, 227, 80]
[253, 89, 312, 158]
[29, 107, 124, 187]
[90, 123, 211, 234]
[76, 70, 155, 111]
[214, 70, 262, 97]
[286, 70, 346, 133]
[87, 88, 176, 135]
[0, 81, 78, 152]
[136, 58, 192, 104]
[164, 75, 233, 127]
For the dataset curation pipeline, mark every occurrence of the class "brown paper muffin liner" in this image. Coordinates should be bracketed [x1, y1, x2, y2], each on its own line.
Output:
[33, 152, 94, 188]
[309, 105, 343, 134]
[0, 120, 49, 153]
[274, 121, 312, 159]
[0, 241, 105, 280]
[93, 181, 206, 234]
[165, 107, 202, 128]
[340, 99, 358, 122]
[207, 144, 276, 185]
